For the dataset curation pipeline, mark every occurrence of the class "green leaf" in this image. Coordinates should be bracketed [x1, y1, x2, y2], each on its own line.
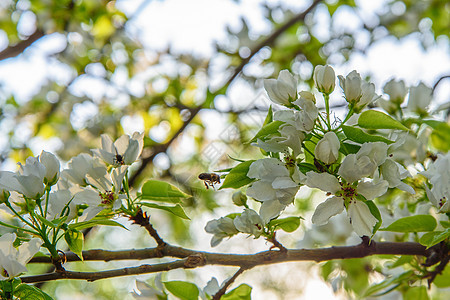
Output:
[222, 284, 252, 300]
[440, 221, 450, 228]
[220, 160, 255, 189]
[430, 123, 450, 152]
[364, 271, 413, 297]
[342, 125, 394, 144]
[64, 229, 84, 260]
[433, 265, 450, 288]
[297, 162, 317, 174]
[380, 215, 437, 232]
[358, 111, 409, 130]
[34, 214, 57, 228]
[164, 281, 199, 300]
[140, 203, 190, 220]
[340, 142, 361, 155]
[387, 255, 413, 268]
[269, 217, 302, 232]
[140, 180, 190, 203]
[69, 219, 128, 231]
[249, 120, 283, 143]
[422, 119, 443, 129]
[14, 284, 54, 300]
[404, 286, 429, 300]
[365, 200, 382, 234]
[263, 105, 273, 125]
[419, 228, 450, 248]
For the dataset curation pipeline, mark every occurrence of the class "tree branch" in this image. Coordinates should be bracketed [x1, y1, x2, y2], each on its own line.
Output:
[21, 259, 188, 283]
[0, 29, 45, 61]
[28, 240, 434, 267]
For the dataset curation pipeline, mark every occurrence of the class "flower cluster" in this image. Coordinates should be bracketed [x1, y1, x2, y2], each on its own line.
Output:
[0, 132, 144, 278]
[205, 65, 443, 247]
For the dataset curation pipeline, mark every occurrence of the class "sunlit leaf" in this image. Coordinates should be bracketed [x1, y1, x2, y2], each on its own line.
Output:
[220, 160, 255, 189]
[358, 111, 409, 130]
[380, 215, 436, 232]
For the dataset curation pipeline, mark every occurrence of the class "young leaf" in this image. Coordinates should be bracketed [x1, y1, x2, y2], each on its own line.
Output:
[358, 111, 409, 130]
[140, 180, 190, 203]
[69, 219, 128, 231]
[222, 284, 252, 300]
[249, 121, 283, 143]
[404, 286, 429, 300]
[269, 217, 302, 232]
[340, 142, 361, 155]
[140, 203, 190, 220]
[14, 284, 54, 300]
[64, 229, 84, 260]
[380, 215, 437, 232]
[419, 228, 450, 248]
[220, 160, 255, 189]
[263, 105, 273, 125]
[164, 281, 199, 300]
[34, 214, 58, 228]
[433, 264, 450, 288]
[342, 125, 394, 144]
[430, 123, 450, 152]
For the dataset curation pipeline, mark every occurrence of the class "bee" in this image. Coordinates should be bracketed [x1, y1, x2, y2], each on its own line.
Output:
[198, 173, 221, 189]
[113, 148, 125, 166]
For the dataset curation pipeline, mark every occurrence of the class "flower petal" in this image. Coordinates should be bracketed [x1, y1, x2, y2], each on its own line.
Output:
[311, 196, 344, 225]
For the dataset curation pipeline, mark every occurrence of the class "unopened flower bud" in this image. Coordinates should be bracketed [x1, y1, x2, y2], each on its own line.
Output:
[314, 65, 335, 94]
[383, 79, 407, 105]
[232, 191, 247, 206]
[407, 82, 432, 116]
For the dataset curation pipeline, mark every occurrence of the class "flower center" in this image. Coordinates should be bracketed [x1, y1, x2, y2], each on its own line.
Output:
[99, 191, 116, 205]
[340, 183, 357, 200]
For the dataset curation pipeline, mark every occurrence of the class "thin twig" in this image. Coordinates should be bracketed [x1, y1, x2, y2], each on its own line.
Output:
[212, 267, 248, 300]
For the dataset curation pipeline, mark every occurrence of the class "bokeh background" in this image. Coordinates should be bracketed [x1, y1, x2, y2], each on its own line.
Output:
[0, 0, 449, 299]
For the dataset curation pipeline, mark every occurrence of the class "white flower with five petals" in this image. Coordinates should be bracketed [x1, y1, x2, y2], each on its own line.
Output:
[305, 171, 387, 236]
[92, 132, 144, 167]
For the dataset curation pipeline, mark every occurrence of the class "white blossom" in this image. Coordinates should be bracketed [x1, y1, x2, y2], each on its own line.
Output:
[0, 233, 42, 279]
[315, 132, 340, 164]
[247, 158, 301, 222]
[338, 154, 376, 183]
[421, 152, 450, 212]
[263, 70, 297, 106]
[253, 124, 305, 157]
[311, 196, 344, 225]
[407, 82, 432, 115]
[73, 165, 128, 221]
[347, 200, 378, 236]
[93, 132, 144, 166]
[305, 171, 340, 194]
[61, 153, 105, 186]
[338, 71, 362, 104]
[233, 209, 264, 238]
[380, 159, 415, 194]
[39, 150, 60, 185]
[314, 65, 335, 94]
[339, 71, 378, 112]
[205, 217, 238, 247]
